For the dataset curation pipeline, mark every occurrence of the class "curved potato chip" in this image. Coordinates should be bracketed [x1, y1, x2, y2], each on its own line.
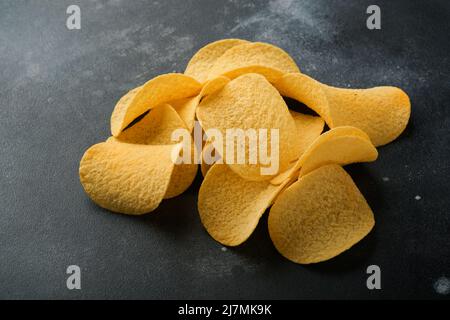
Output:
[198, 164, 291, 246]
[323, 85, 411, 146]
[169, 76, 231, 132]
[168, 97, 199, 133]
[200, 142, 217, 177]
[289, 111, 325, 157]
[271, 126, 377, 184]
[269, 111, 324, 185]
[115, 104, 198, 199]
[79, 140, 180, 215]
[207, 42, 300, 83]
[270, 111, 325, 184]
[197, 73, 300, 181]
[200, 75, 230, 96]
[164, 162, 198, 199]
[268, 164, 375, 264]
[299, 126, 378, 176]
[275, 73, 332, 124]
[185, 39, 250, 83]
[111, 73, 201, 136]
[274, 73, 411, 146]
[115, 103, 184, 144]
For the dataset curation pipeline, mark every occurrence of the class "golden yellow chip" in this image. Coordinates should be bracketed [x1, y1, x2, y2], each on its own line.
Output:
[207, 42, 300, 83]
[79, 140, 180, 215]
[78, 39, 408, 263]
[269, 111, 324, 185]
[185, 39, 250, 83]
[289, 110, 325, 158]
[111, 73, 201, 136]
[274, 73, 411, 146]
[168, 97, 198, 133]
[299, 126, 378, 176]
[271, 126, 377, 184]
[200, 142, 217, 177]
[169, 76, 231, 132]
[115, 103, 184, 145]
[164, 162, 198, 199]
[323, 85, 411, 146]
[198, 164, 291, 246]
[268, 164, 375, 264]
[200, 75, 230, 96]
[197, 73, 300, 181]
[114, 103, 198, 200]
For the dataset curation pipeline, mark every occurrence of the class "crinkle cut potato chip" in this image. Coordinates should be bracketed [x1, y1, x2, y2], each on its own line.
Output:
[169, 76, 231, 132]
[197, 73, 300, 181]
[268, 164, 375, 264]
[198, 164, 291, 246]
[111, 73, 201, 136]
[79, 140, 181, 215]
[270, 126, 378, 185]
[207, 42, 300, 83]
[274, 73, 411, 146]
[184, 39, 249, 83]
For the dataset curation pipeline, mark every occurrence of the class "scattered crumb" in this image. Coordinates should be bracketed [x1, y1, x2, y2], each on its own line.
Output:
[415, 195, 421, 200]
[382, 177, 389, 182]
[221, 247, 227, 252]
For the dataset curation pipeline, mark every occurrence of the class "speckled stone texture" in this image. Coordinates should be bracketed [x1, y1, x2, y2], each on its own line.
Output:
[0, 0, 449, 299]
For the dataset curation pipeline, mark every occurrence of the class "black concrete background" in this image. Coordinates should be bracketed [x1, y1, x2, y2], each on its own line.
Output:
[0, 0, 449, 299]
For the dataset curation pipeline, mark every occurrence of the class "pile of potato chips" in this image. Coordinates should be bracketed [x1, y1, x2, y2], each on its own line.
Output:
[79, 39, 410, 264]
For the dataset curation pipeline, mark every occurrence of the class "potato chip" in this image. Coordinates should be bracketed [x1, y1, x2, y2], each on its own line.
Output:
[200, 75, 230, 96]
[78, 39, 409, 264]
[207, 42, 300, 83]
[168, 97, 198, 132]
[289, 111, 325, 158]
[268, 164, 375, 264]
[275, 73, 331, 123]
[274, 73, 411, 146]
[185, 39, 250, 83]
[164, 161, 198, 199]
[116, 103, 198, 200]
[299, 126, 378, 176]
[269, 111, 324, 185]
[197, 73, 300, 181]
[111, 73, 201, 136]
[271, 126, 377, 184]
[198, 164, 291, 246]
[115, 103, 184, 145]
[200, 142, 216, 177]
[169, 76, 231, 132]
[79, 140, 180, 215]
[323, 85, 411, 146]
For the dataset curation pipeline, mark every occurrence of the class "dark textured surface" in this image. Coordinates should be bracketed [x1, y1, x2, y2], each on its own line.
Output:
[0, 0, 449, 299]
